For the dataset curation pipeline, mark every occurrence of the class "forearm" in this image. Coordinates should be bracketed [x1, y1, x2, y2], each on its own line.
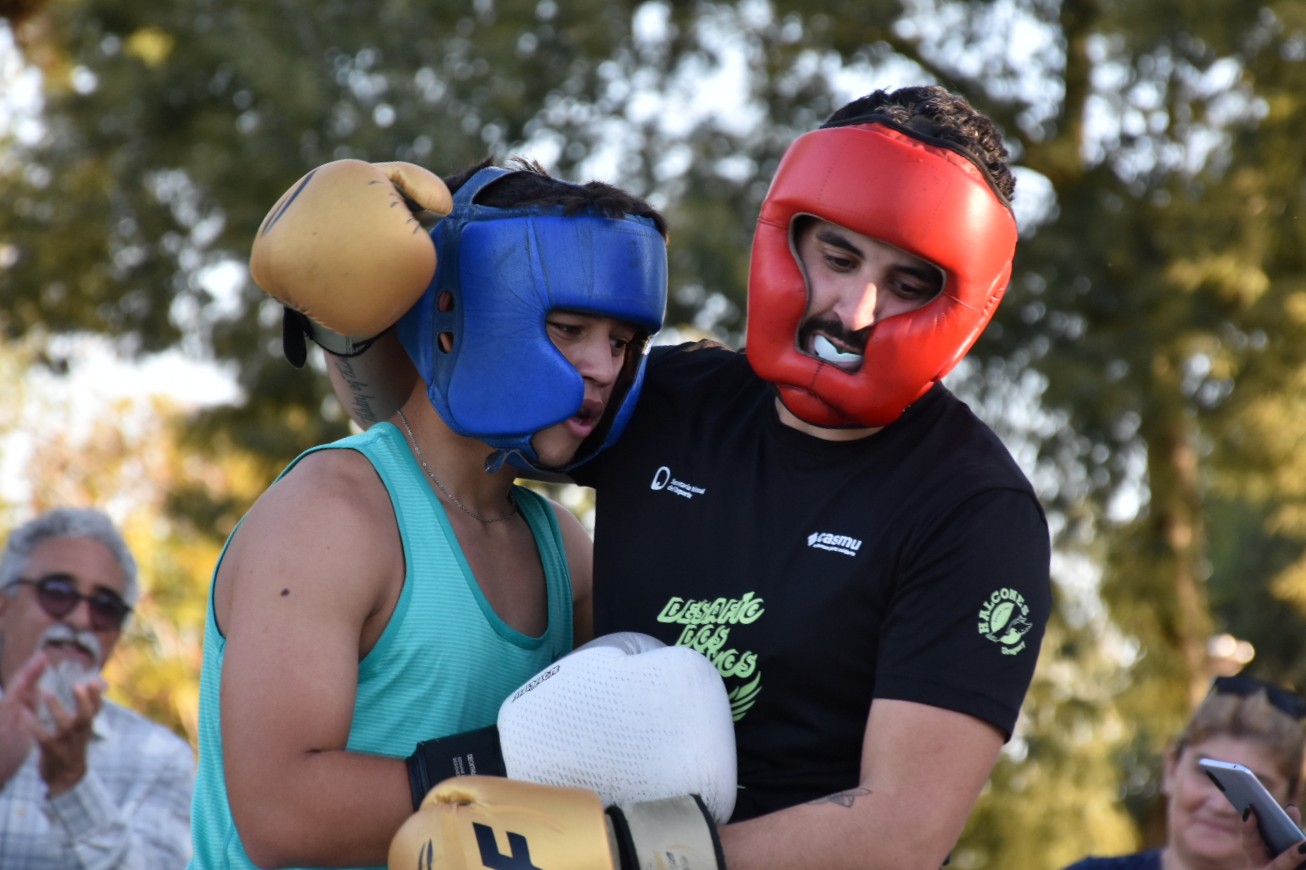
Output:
[718, 787, 961, 870]
[232, 750, 413, 868]
[720, 702, 1003, 870]
[326, 330, 416, 428]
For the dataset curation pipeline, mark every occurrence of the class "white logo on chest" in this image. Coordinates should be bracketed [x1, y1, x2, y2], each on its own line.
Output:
[807, 532, 862, 557]
[650, 466, 707, 500]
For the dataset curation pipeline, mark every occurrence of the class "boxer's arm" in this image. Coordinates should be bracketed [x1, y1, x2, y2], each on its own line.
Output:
[327, 330, 417, 428]
[249, 158, 431, 424]
[218, 451, 414, 868]
[718, 699, 1002, 870]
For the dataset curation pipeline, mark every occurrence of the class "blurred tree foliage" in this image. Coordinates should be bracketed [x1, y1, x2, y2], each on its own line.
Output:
[5, 0, 1306, 864]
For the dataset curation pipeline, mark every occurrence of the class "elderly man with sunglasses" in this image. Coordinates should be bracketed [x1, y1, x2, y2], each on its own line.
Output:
[0, 507, 196, 869]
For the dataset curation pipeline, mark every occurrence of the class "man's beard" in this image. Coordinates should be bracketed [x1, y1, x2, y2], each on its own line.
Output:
[36, 623, 104, 728]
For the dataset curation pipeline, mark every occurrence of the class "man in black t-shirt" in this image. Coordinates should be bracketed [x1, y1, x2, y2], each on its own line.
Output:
[569, 85, 1051, 868]
[324, 85, 1052, 869]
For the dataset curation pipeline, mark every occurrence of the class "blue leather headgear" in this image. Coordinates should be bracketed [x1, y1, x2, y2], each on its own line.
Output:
[397, 167, 667, 472]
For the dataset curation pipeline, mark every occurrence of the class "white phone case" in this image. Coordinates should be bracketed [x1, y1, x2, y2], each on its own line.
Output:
[1199, 758, 1304, 855]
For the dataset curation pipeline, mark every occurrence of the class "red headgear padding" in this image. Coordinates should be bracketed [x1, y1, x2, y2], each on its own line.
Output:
[745, 123, 1018, 428]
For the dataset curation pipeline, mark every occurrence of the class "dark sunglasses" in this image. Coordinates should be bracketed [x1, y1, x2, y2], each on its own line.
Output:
[1210, 674, 1306, 721]
[12, 573, 132, 631]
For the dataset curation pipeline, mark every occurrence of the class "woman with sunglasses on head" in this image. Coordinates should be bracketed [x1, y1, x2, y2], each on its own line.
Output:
[1065, 674, 1306, 870]
[0, 507, 196, 868]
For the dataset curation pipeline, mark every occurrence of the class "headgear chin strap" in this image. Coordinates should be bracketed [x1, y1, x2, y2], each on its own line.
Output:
[745, 123, 1018, 429]
[397, 167, 667, 471]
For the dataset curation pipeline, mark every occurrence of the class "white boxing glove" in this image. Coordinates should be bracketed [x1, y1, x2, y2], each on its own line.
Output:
[404, 633, 738, 825]
[498, 632, 738, 825]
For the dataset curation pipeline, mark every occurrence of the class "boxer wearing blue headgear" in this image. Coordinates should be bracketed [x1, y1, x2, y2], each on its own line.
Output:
[191, 158, 674, 870]
[398, 166, 667, 472]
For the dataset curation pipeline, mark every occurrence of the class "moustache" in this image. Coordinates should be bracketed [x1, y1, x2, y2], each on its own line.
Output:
[40, 622, 104, 670]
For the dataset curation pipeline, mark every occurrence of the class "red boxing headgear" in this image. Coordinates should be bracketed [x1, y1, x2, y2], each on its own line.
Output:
[745, 123, 1018, 428]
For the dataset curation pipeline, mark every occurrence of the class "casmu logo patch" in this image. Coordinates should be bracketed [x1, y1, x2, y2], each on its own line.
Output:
[649, 466, 706, 500]
[977, 588, 1033, 655]
[807, 532, 862, 557]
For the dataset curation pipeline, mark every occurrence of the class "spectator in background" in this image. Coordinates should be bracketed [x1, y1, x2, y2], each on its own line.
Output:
[1065, 674, 1306, 870]
[0, 507, 195, 868]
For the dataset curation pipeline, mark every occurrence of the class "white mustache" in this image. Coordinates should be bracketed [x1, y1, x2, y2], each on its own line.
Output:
[40, 622, 104, 670]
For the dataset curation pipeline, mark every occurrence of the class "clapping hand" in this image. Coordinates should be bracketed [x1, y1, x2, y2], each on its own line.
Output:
[31, 660, 106, 797]
[0, 652, 48, 786]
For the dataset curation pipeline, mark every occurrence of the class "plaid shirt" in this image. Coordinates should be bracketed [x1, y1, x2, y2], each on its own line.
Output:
[0, 697, 195, 869]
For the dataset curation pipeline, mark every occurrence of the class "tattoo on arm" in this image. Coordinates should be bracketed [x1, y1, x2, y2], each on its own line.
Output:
[806, 787, 872, 809]
[333, 357, 381, 426]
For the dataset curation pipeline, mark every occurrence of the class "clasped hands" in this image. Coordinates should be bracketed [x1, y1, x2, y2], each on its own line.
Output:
[0, 652, 105, 796]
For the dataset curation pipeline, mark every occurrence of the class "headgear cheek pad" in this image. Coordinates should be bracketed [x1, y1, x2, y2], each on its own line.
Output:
[745, 123, 1018, 429]
[397, 168, 667, 470]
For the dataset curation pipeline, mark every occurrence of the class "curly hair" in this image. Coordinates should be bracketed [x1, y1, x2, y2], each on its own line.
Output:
[822, 85, 1015, 202]
[443, 157, 668, 239]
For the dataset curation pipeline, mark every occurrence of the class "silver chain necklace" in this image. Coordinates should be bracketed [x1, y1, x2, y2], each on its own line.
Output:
[396, 408, 518, 524]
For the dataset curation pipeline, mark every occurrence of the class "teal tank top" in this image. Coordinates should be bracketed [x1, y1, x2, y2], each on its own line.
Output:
[190, 423, 574, 869]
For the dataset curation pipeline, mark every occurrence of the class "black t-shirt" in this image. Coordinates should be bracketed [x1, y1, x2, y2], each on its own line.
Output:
[572, 341, 1052, 821]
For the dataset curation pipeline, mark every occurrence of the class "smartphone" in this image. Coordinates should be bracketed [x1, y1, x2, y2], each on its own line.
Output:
[1199, 758, 1304, 855]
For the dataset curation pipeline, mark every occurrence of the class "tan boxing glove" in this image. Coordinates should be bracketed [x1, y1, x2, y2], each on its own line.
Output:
[389, 776, 614, 870]
[250, 159, 453, 365]
[389, 776, 724, 870]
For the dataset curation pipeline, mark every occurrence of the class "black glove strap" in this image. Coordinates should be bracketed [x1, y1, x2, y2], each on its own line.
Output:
[282, 308, 309, 369]
[281, 307, 382, 368]
[605, 804, 640, 869]
[404, 724, 506, 810]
